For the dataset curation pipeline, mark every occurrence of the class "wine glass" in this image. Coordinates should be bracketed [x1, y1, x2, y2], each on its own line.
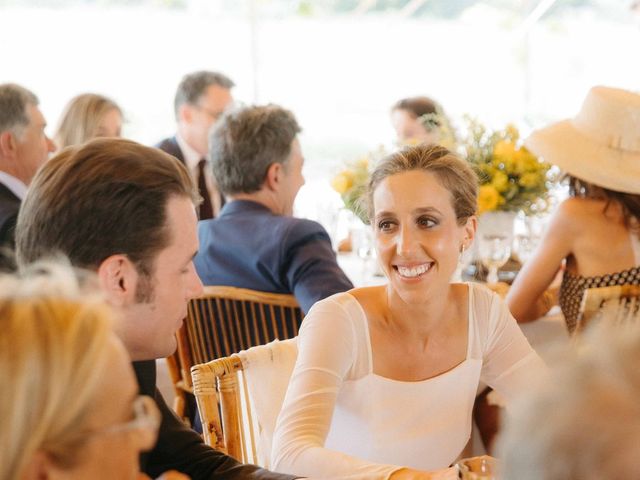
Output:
[453, 243, 475, 282]
[457, 455, 499, 479]
[513, 233, 536, 264]
[479, 233, 511, 284]
[352, 225, 375, 273]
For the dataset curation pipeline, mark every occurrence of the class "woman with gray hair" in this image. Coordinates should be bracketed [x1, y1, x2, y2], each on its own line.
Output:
[0, 264, 186, 480]
[498, 322, 640, 479]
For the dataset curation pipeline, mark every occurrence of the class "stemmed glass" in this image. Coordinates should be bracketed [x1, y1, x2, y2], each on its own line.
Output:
[513, 233, 536, 264]
[457, 455, 499, 479]
[352, 226, 376, 274]
[478, 233, 511, 284]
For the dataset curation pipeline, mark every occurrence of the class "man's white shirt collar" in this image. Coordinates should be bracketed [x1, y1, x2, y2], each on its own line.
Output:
[0, 171, 27, 200]
[175, 133, 205, 172]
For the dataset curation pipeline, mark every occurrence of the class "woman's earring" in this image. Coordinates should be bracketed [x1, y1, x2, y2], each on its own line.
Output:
[458, 244, 466, 263]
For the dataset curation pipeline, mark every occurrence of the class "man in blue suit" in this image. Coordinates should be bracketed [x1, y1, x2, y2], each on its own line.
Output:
[195, 104, 353, 313]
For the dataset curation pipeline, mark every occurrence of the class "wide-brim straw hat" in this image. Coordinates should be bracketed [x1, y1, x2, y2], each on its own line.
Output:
[525, 86, 640, 194]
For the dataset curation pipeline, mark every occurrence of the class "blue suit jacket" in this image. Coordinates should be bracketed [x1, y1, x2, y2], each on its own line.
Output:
[195, 200, 353, 313]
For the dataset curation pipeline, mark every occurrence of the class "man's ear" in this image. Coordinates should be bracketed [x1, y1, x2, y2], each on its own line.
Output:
[264, 162, 283, 192]
[20, 450, 55, 480]
[0, 130, 17, 158]
[178, 104, 194, 125]
[97, 254, 139, 307]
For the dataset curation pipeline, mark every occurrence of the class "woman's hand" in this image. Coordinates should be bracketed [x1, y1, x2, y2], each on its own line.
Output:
[390, 466, 458, 479]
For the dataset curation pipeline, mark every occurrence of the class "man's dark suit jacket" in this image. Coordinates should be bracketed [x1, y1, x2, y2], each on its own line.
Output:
[195, 200, 353, 313]
[156, 136, 186, 163]
[0, 182, 20, 271]
[134, 360, 296, 479]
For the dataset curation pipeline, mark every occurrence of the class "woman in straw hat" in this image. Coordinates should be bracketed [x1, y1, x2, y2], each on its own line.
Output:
[507, 86, 640, 333]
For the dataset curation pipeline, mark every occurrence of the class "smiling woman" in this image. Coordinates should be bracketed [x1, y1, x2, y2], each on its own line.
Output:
[272, 143, 548, 479]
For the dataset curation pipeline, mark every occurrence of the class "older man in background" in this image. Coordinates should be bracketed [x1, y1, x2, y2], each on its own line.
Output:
[195, 104, 353, 314]
[0, 83, 55, 270]
[157, 71, 234, 219]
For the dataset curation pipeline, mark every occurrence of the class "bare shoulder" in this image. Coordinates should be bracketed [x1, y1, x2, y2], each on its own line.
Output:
[450, 282, 471, 301]
[550, 197, 611, 235]
[450, 282, 471, 318]
[349, 284, 384, 297]
[556, 197, 614, 219]
[562, 197, 627, 231]
[348, 285, 385, 310]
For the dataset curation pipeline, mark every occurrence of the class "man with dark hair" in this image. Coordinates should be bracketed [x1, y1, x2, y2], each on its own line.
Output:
[195, 104, 353, 314]
[16, 138, 295, 480]
[157, 71, 235, 219]
[0, 83, 55, 270]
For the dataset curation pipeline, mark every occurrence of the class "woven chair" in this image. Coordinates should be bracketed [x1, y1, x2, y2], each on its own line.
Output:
[191, 338, 297, 467]
[172, 286, 303, 423]
[577, 285, 640, 334]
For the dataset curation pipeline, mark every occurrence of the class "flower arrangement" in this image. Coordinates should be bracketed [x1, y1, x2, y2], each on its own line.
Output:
[331, 148, 384, 224]
[416, 109, 458, 152]
[461, 118, 553, 215]
[331, 117, 552, 222]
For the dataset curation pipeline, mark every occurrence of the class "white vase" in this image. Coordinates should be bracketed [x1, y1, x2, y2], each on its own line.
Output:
[470, 210, 517, 269]
[477, 211, 517, 243]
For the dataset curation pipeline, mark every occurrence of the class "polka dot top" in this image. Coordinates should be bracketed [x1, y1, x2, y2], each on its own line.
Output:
[559, 231, 640, 333]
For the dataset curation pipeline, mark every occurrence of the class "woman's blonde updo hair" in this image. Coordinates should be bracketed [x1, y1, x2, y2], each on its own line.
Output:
[54, 93, 122, 149]
[366, 143, 478, 225]
[0, 262, 115, 480]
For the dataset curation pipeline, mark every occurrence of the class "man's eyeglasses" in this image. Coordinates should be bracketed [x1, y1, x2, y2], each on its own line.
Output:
[194, 105, 225, 121]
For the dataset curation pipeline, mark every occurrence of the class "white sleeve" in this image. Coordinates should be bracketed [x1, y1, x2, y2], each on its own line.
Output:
[271, 295, 401, 479]
[477, 288, 549, 405]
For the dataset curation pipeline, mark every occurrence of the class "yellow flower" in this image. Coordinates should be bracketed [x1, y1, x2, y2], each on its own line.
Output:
[478, 185, 502, 214]
[519, 172, 541, 189]
[491, 171, 509, 192]
[331, 171, 354, 194]
[514, 147, 539, 174]
[493, 140, 517, 160]
[355, 155, 370, 169]
[505, 123, 520, 141]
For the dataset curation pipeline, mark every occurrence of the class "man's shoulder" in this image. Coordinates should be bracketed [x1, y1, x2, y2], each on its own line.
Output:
[247, 212, 328, 243]
[281, 216, 329, 240]
[155, 136, 184, 161]
[0, 182, 20, 205]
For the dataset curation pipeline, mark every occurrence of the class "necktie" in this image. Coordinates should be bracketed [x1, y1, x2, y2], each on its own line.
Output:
[197, 159, 214, 220]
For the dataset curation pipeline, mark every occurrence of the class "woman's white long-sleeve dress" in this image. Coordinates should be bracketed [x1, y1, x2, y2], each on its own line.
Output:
[271, 283, 546, 479]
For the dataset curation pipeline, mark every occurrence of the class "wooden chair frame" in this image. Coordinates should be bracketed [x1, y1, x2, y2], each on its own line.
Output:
[191, 338, 297, 467]
[192, 353, 245, 456]
[170, 286, 302, 423]
[577, 284, 640, 333]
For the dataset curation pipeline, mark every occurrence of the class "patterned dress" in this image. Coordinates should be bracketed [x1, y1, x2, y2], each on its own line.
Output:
[559, 231, 640, 333]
